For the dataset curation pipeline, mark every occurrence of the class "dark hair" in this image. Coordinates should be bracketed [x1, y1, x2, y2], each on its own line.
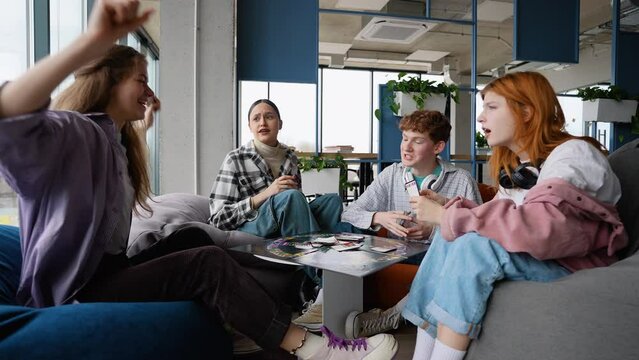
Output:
[399, 110, 451, 143]
[247, 99, 281, 121]
[51, 45, 151, 214]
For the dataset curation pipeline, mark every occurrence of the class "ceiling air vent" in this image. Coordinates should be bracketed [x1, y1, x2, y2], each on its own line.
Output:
[355, 17, 434, 44]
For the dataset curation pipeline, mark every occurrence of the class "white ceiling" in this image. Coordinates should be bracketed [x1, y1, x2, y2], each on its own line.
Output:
[318, 0, 623, 75]
[140, 0, 636, 77]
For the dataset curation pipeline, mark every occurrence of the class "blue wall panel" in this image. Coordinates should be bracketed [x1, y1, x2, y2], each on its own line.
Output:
[614, 32, 639, 97]
[237, 0, 318, 84]
[378, 85, 402, 166]
[513, 0, 579, 63]
[612, 31, 639, 150]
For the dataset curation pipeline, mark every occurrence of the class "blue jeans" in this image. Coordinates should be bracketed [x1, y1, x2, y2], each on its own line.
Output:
[402, 230, 570, 339]
[239, 190, 342, 239]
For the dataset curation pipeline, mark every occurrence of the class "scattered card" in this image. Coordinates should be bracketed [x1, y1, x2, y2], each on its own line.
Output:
[311, 236, 338, 245]
[334, 234, 365, 241]
[370, 246, 397, 253]
[294, 243, 314, 250]
[331, 242, 363, 252]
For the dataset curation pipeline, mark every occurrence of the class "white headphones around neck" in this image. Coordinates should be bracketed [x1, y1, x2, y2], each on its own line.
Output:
[403, 164, 444, 193]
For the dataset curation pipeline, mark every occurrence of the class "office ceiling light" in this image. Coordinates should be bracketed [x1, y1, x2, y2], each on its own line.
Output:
[463, 0, 513, 22]
[336, 0, 389, 11]
[355, 17, 435, 44]
[406, 50, 450, 62]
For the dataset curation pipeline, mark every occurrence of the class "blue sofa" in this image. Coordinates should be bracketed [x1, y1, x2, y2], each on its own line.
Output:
[0, 225, 233, 360]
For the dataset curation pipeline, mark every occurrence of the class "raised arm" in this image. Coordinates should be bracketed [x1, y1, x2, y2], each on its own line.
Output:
[0, 0, 152, 118]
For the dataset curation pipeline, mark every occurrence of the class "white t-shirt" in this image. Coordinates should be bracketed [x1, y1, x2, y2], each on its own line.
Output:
[497, 139, 621, 206]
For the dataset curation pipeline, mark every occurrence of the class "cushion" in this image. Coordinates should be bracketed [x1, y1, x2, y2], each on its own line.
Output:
[0, 225, 20, 305]
[0, 302, 232, 359]
[127, 193, 264, 259]
[608, 139, 639, 258]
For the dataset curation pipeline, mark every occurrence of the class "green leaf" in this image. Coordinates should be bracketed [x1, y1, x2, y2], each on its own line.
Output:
[577, 86, 632, 102]
[475, 131, 488, 147]
[374, 108, 382, 121]
[390, 102, 400, 115]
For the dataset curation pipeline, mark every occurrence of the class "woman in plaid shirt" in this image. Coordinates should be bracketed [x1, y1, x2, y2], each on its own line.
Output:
[208, 99, 342, 238]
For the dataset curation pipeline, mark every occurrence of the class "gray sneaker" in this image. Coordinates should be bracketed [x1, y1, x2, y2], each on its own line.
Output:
[345, 306, 402, 339]
[302, 326, 398, 360]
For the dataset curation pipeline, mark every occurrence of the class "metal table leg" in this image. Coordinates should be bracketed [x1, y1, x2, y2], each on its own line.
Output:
[322, 270, 363, 338]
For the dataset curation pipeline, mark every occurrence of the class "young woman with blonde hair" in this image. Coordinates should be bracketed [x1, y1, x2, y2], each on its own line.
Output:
[404, 71, 628, 360]
[0, 1, 398, 358]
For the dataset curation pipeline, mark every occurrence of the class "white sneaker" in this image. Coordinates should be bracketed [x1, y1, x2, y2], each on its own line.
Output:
[292, 300, 323, 330]
[302, 326, 398, 360]
[345, 306, 402, 339]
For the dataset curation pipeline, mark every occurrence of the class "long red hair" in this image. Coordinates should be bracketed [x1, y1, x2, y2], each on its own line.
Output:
[481, 71, 604, 184]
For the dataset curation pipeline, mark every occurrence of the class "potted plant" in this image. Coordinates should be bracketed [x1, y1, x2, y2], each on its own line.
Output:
[475, 130, 491, 156]
[374, 72, 460, 120]
[297, 154, 351, 195]
[578, 85, 639, 123]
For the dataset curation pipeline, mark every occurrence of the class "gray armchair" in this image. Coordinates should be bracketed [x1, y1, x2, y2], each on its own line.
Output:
[467, 139, 639, 360]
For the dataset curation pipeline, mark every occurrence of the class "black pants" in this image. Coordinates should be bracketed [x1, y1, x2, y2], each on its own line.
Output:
[78, 244, 292, 350]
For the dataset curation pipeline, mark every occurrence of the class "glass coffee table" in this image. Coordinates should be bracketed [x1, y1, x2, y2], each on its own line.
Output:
[232, 233, 429, 337]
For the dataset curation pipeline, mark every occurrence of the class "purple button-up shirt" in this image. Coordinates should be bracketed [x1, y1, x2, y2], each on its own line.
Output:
[0, 109, 127, 307]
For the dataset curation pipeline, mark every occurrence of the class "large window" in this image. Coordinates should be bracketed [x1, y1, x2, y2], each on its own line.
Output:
[50, 0, 84, 94]
[0, 1, 161, 224]
[321, 69, 371, 153]
[239, 69, 441, 155]
[239, 81, 316, 151]
[0, 0, 29, 226]
[0, 0, 28, 81]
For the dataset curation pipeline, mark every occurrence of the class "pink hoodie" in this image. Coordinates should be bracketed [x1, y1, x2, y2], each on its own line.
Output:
[440, 178, 628, 272]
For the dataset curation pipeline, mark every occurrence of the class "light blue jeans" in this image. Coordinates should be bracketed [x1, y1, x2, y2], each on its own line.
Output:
[239, 190, 342, 239]
[402, 230, 570, 339]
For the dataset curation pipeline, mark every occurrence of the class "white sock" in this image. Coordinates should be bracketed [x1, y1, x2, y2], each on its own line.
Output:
[430, 339, 466, 360]
[294, 332, 324, 359]
[412, 327, 436, 360]
[314, 288, 324, 305]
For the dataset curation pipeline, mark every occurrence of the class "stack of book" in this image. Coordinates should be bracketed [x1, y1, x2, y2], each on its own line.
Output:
[323, 145, 354, 153]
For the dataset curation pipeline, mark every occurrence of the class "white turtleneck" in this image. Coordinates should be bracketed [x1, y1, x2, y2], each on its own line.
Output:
[253, 139, 286, 178]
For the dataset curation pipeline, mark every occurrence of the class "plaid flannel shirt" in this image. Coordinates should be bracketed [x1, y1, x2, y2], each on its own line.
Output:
[208, 140, 300, 230]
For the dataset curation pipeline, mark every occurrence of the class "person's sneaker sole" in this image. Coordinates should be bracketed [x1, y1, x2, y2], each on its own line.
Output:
[368, 333, 399, 360]
[291, 320, 324, 331]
